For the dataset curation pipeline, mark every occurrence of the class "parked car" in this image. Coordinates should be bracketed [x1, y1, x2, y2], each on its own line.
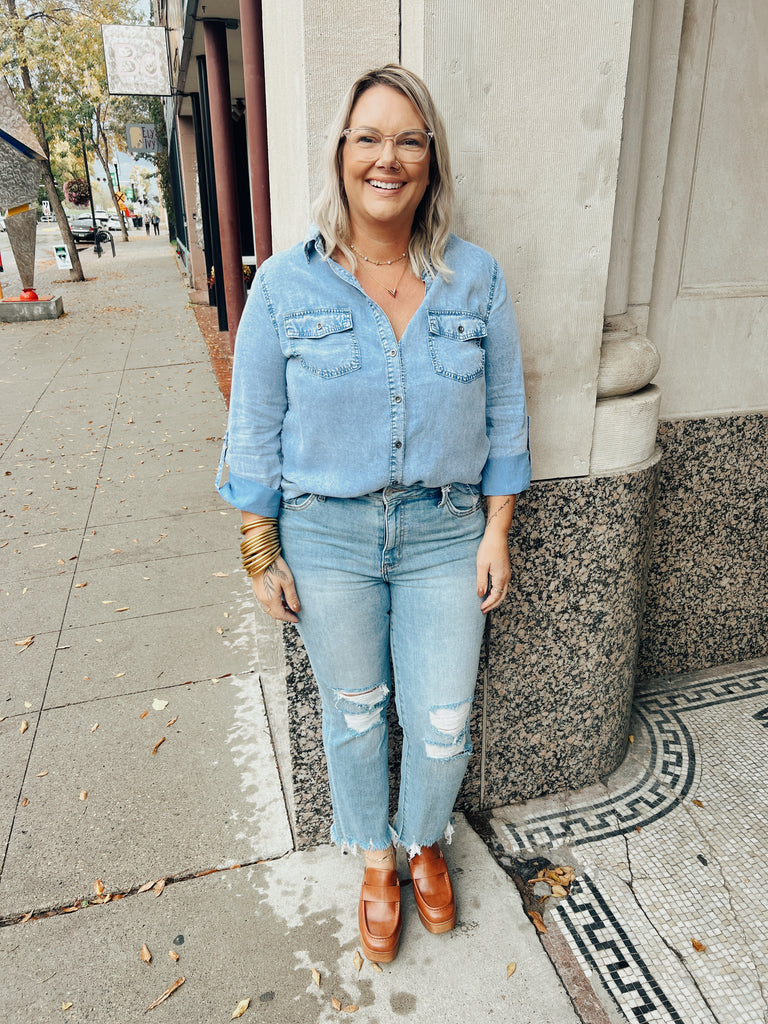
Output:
[106, 213, 123, 232]
[68, 213, 111, 243]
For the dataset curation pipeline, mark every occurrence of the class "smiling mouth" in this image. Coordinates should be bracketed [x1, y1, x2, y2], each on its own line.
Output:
[367, 179, 405, 192]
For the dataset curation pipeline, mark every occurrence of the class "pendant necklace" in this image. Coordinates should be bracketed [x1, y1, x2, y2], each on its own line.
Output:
[350, 243, 410, 298]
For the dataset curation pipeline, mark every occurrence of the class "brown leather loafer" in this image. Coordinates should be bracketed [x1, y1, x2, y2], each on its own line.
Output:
[358, 866, 402, 962]
[408, 842, 456, 933]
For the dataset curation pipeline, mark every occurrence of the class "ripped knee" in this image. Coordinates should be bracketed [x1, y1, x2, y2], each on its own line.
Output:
[334, 683, 389, 734]
[424, 700, 472, 760]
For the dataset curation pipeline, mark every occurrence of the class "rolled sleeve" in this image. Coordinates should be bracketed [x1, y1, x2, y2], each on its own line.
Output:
[481, 264, 531, 496]
[215, 275, 288, 515]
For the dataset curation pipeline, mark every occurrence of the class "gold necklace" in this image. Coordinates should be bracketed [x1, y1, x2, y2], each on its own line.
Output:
[350, 242, 408, 266]
[355, 257, 410, 298]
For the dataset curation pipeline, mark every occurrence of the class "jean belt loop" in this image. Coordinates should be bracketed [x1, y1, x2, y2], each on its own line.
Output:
[438, 484, 451, 508]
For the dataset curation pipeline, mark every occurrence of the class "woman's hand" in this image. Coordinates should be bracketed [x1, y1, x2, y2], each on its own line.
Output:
[250, 555, 301, 623]
[477, 494, 516, 614]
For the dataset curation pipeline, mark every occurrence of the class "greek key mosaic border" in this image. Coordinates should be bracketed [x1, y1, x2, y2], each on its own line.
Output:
[497, 668, 768, 856]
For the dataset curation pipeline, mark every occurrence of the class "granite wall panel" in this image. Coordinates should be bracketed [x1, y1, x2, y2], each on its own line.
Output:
[637, 414, 768, 680]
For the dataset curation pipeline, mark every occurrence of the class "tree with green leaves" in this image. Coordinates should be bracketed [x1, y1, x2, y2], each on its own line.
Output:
[1, 0, 146, 278]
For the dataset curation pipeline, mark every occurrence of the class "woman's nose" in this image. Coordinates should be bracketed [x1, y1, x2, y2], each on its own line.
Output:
[377, 137, 400, 166]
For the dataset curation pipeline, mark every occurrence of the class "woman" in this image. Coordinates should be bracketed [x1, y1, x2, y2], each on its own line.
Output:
[217, 65, 530, 963]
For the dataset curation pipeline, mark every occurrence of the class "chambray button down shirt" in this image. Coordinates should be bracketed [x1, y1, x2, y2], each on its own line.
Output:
[216, 228, 531, 517]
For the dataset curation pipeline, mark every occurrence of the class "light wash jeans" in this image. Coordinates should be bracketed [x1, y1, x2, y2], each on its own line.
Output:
[279, 483, 487, 855]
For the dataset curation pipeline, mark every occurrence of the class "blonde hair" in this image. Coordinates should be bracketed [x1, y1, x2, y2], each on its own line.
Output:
[312, 65, 454, 280]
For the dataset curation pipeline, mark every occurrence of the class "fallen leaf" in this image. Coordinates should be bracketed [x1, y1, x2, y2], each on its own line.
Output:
[551, 884, 568, 898]
[691, 938, 706, 952]
[332, 997, 342, 1011]
[151, 699, 168, 711]
[507, 961, 517, 978]
[20, 912, 33, 924]
[136, 879, 157, 894]
[139, 710, 149, 719]
[80, 790, 88, 801]
[528, 910, 547, 933]
[153, 878, 166, 898]
[167, 716, 178, 727]
[14, 636, 35, 648]
[311, 968, 321, 989]
[692, 799, 704, 808]
[35, 771, 48, 777]
[140, 943, 152, 964]
[342, 1006, 359, 1014]
[62, 1002, 73, 1011]
[91, 723, 99, 732]
[635, 825, 642, 833]
[94, 879, 105, 895]
[628, 734, 634, 743]
[168, 950, 179, 962]
[370, 962, 383, 973]
[75, 582, 88, 588]
[145, 976, 185, 1011]
[231, 998, 250, 1019]
[21, 797, 29, 807]
[151, 737, 166, 756]
[24, 701, 32, 709]
[212, 572, 229, 577]
[115, 606, 129, 612]
[114, 672, 125, 678]
[353, 950, 363, 973]
[20, 721, 29, 734]
[217, 626, 224, 635]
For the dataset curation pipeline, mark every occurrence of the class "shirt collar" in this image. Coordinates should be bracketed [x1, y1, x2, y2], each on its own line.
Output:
[302, 224, 325, 262]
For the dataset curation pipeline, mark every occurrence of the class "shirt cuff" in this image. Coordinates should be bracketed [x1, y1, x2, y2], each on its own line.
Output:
[216, 469, 282, 517]
[481, 450, 532, 496]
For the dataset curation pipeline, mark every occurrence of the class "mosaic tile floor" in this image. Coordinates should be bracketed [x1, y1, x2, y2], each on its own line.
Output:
[487, 658, 768, 1024]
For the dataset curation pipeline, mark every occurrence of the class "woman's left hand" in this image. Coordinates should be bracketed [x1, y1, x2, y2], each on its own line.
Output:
[477, 530, 511, 613]
[477, 493, 516, 613]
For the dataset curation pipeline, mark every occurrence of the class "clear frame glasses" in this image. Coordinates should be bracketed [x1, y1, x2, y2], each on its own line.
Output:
[342, 127, 433, 162]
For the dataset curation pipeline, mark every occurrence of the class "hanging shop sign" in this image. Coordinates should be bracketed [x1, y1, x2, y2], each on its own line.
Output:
[102, 25, 171, 96]
[126, 124, 161, 155]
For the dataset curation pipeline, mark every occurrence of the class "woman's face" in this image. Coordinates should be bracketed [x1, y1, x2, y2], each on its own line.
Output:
[341, 84, 431, 237]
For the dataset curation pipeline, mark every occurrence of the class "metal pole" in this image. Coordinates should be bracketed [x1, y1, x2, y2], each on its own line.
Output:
[79, 124, 102, 257]
[113, 162, 121, 191]
[240, 0, 273, 265]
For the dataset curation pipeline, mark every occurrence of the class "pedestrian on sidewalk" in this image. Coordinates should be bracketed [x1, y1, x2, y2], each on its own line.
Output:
[152, 213, 160, 235]
[216, 65, 530, 964]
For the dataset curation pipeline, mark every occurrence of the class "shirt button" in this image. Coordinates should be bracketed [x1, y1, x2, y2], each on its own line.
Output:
[394, 440, 402, 449]
[389, 349, 397, 357]
[317, 322, 323, 330]
[458, 325, 465, 333]
[394, 395, 402, 403]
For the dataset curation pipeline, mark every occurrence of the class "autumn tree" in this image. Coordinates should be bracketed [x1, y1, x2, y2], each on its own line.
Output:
[0, 0, 146, 278]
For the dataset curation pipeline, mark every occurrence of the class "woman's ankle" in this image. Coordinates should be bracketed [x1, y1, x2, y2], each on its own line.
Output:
[364, 845, 396, 869]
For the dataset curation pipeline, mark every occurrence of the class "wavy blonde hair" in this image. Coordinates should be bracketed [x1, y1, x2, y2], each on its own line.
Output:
[312, 64, 454, 280]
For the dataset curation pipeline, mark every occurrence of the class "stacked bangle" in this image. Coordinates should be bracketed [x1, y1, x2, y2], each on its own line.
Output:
[240, 518, 281, 577]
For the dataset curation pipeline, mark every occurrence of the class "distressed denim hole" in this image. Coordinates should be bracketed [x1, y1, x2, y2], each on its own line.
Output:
[334, 683, 389, 734]
[425, 701, 471, 759]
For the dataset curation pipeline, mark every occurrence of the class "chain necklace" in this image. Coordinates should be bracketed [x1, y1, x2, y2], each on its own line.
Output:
[350, 242, 408, 266]
[354, 256, 410, 298]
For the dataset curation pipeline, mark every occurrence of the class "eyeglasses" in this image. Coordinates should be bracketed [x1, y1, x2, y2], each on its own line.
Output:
[342, 127, 433, 162]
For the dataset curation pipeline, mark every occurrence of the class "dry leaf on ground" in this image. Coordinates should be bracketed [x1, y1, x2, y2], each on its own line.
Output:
[370, 963, 383, 973]
[21, 797, 29, 807]
[692, 799, 704, 808]
[151, 737, 166, 755]
[167, 716, 178, 726]
[168, 950, 179, 962]
[528, 910, 547, 933]
[20, 720, 29, 734]
[15, 636, 34, 648]
[231, 998, 250, 1018]
[34, 771, 48, 777]
[353, 950, 364, 973]
[91, 723, 99, 732]
[342, 1005, 359, 1014]
[145, 976, 185, 1012]
[137, 879, 157, 894]
[507, 962, 517, 978]
[153, 878, 166, 898]
[331, 997, 342, 1011]
[140, 944, 152, 964]
[62, 1002, 73, 1011]
[139, 710, 149, 719]
[79, 791, 88, 801]
[152, 699, 168, 711]
[311, 968, 321, 988]
[691, 939, 706, 952]
[94, 879, 105, 895]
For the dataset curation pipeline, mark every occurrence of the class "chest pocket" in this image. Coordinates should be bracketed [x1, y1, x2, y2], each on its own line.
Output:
[427, 311, 486, 383]
[284, 308, 361, 378]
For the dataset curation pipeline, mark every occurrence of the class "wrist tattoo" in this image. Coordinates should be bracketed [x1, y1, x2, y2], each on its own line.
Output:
[486, 497, 511, 527]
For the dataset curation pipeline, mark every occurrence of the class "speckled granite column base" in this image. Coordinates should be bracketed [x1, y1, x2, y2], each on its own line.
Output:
[637, 414, 768, 680]
[282, 454, 661, 847]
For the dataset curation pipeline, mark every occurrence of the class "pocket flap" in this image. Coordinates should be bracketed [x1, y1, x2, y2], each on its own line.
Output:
[284, 309, 353, 339]
[427, 311, 487, 341]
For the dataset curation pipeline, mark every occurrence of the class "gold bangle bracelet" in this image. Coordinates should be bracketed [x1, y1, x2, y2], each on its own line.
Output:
[240, 531, 279, 558]
[240, 517, 277, 535]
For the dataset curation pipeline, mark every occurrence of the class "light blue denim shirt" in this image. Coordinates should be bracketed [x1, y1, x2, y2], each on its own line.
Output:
[216, 227, 531, 517]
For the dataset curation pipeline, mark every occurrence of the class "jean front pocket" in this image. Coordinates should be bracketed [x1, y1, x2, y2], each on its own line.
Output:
[427, 310, 486, 383]
[280, 492, 320, 512]
[284, 308, 361, 378]
[443, 483, 482, 518]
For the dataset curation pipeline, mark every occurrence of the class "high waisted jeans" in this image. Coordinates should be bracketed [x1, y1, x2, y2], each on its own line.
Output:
[279, 484, 487, 854]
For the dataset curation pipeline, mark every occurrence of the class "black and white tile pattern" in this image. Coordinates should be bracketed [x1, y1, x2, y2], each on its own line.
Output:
[490, 662, 768, 1024]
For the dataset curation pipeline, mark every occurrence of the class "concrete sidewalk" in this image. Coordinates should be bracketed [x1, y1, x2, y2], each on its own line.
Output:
[0, 237, 578, 1022]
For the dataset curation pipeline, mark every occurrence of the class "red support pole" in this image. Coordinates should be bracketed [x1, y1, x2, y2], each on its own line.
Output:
[240, 0, 273, 266]
[203, 20, 245, 348]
